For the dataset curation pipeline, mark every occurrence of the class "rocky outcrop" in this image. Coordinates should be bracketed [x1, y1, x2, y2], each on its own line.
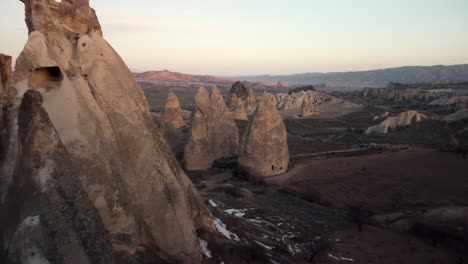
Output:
[366, 111, 428, 134]
[238, 93, 289, 178]
[1, 1, 212, 263]
[185, 86, 239, 170]
[430, 96, 468, 110]
[274, 90, 341, 110]
[288, 85, 316, 95]
[161, 91, 185, 128]
[230, 81, 248, 100]
[301, 94, 314, 117]
[231, 96, 248, 121]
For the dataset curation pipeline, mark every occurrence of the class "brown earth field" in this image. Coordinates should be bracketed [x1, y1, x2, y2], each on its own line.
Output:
[144, 84, 467, 264]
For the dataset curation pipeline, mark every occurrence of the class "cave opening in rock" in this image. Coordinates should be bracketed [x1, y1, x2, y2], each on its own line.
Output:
[30, 66, 63, 88]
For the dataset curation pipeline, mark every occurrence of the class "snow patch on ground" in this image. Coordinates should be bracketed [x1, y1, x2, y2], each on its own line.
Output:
[208, 199, 218, 207]
[224, 208, 249, 217]
[198, 238, 211, 259]
[328, 253, 356, 262]
[214, 218, 240, 241]
[255, 240, 273, 250]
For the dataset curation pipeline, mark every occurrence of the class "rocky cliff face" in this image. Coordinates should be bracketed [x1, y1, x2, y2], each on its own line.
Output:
[238, 93, 289, 178]
[274, 90, 341, 110]
[0, 0, 212, 263]
[185, 86, 239, 170]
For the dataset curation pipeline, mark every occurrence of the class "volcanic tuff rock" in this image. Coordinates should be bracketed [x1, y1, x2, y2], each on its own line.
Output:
[231, 96, 248, 121]
[245, 87, 257, 114]
[230, 81, 248, 100]
[238, 93, 289, 178]
[185, 86, 239, 170]
[366, 111, 428, 134]
[0, 0, 212, 263]
[0, 54, 12, 99]
[161, 91, 185, 128]
[301, 94, 314, 117]
[274, 90, 341, 110]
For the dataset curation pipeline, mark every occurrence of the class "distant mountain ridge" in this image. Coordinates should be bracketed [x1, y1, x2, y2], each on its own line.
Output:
[135, 69, 234, 84]
[232, 64, 468, 88]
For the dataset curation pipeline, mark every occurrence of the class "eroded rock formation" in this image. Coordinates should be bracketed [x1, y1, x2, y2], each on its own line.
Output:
[232, 96, 248, 121]
[0, 1, 212, 263]
[366, 111, 428, 134]
[161, 91, 185, 128]
[274, 90, 341, 110]
[184, 85, 239, 170]
[301, 94, 314, 117]
[245, 88, 257, 114]
[230, 81, 248, 100]
[238, 93, 289, 178]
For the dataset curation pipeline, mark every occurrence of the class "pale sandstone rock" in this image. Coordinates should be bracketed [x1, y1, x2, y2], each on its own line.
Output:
[161, 91, 185, 128]
[184, 85, 239, 170]
[365, 110, 428, 134]
[232, 96, 248, 121]
[1, 1, 212, 263]
[274, 90, 339, 110]
[245, 88, 257, 114]
[238, 93, 289, 178]
[301, 94, 314, 117]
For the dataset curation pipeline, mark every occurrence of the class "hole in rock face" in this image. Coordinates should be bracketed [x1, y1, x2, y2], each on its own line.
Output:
[30, 66, 63, 89]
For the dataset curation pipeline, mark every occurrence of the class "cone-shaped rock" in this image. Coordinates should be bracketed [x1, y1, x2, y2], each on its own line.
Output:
[185, 85, 239, 170]
[0, 1, 212, 263]
[230, 80, 248, 100]
[301, 94, 314, 117]
[228, 93, 239, 109]
[161, 91, 185, 128]
[232, 96, 248, 121]
[238, 93, 289, 178]
[245, 88, 257, 114]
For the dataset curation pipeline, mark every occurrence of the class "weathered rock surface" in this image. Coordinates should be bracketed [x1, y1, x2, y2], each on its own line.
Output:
[1, 0, 212, 263]
[0, 54, 12, 99]
[185, 86, 239, 170]
[245, 88, 257, 114]
[301, 94, 314, 117]
[1, 90, 117, 264]
[161, 91, 185, 128]
[231, 96, 248, 121]
[429, 96, 468, 110]
[288, 85, 316, 95]
[229, 81, 248, 100]
[274, 90, 343, 110]
[366, 111, 428, 134]
[238, 93, 289, 178]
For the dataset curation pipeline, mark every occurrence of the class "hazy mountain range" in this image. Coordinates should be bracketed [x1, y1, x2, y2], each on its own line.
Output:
[135, 64, 468, 88]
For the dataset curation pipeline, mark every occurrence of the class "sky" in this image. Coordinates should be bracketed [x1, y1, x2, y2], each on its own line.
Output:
[0, 0, 467, 75]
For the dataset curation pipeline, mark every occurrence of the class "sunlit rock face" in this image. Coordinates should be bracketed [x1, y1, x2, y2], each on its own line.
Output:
[161, 91, 185, 128]
[0, 0, 212, 263]
[365, 110, 428, 134]
[238, 93, 289, 178]
[301, 93, 314, 117]
[232, 96, 248, 121]
[184, 85, 239, 170]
